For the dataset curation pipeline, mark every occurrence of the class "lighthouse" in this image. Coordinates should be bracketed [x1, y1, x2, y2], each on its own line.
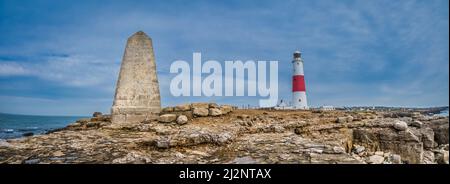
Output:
[292, 51, 308, 109]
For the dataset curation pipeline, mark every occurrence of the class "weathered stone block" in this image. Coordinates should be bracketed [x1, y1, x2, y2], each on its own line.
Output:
[174, 104, 191, 111]
[159, 114, 177, 123]
[209, 108, 222, 116]
[193, 108, 209, 117]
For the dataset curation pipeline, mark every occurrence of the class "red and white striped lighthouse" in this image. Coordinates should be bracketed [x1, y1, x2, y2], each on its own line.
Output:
[292, 51, 308, 109]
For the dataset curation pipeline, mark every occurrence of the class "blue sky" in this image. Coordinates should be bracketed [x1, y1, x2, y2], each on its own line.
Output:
[0, 0, 448, 116]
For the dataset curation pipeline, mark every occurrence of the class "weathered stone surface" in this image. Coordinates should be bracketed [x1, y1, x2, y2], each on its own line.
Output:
[220, 105, 233, 114]
[435, 150, 449, 164]
[336, 117, 347, 123]
[111, 31, 161, 124]
[428, 119, 449, 145]
[159, 114, 177, 123]
[209, 103, 219, 108]
[237, 114, 249, 119]
[390, 154, 402, 164]
[176, 115, 188, 125]
[367, 155, 384, 164]
[422, 151, 435, 164]
[353, 128, 423, 164]
[346, 116, 354, 123]
[162, 107, 174, 113]
[411, 120, 423, 128]
[0, 109, 447, 164]
[174, 104, 191, 111]
[191, 103, 209, 109]
[193, 108, 209, 117]
[353, 145, 365, 154]
[93, 112, 102, 117]
[209, 108, 222, 116]
[393, 120, 408, 131]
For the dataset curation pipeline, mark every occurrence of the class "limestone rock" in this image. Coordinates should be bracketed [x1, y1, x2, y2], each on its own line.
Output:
[393, 120, 408, 131]
[367, 155, 384, 164]
[353, 145, 365, 154]
[411, 120, 423, 128]
[209, 108, 222, 116]
[159, 114, 177, 123]
[346, 116, 354, 123]
[237, 114, 250, 119]
[336, 117, 347, 123]
[191, 103, 209, 109]
[428, 119, 449, 145]
[390, 154, 402, 164]
[111, 31, 161, 124]
[193, 108, 209, 117]
[220, 105, 233, 114]
[174, 104, 191, 111]
[162, 107, 174, 113]
[435, 150, 449, 164]
[112, 152, 151, 164]
[333, 146, 346, 154]
[422, 151, 435, 164]
[209, 103, 219, 108]
[93, 112, 102, 117]
[176, 115, 188, 125]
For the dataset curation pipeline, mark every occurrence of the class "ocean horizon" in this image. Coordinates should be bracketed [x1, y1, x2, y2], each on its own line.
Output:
[0, 113, 87, 139]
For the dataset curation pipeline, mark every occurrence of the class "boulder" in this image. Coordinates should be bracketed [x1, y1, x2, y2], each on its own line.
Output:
[191, 103, 209, 109]
[193, 108, 209, 117]
[367, 155, 384, 164]
[353, 145, 365, 154]
[176, 115, 188, 125]
[209, 103, 219, 108]
[209, 108, 222, 116]
[411, 120, 423, 128]
[390, 154, 402, 164]
[220, 105, 233, 114]
[346, 116, 354, 123]
[333, 146, 346, 154]
[336, 117, 347, 123]
[393, 120, 408, 131]
[159, 114, 177, 123]
[161, 107, 174, 113]
[93, 112, 102, 117]
[174, 104, 191, 111]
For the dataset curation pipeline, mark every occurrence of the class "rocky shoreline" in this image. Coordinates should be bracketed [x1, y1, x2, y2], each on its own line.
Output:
[0, 103, 448, 164]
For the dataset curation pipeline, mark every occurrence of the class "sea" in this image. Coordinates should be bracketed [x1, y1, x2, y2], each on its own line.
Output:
[0, 113, 86, 139]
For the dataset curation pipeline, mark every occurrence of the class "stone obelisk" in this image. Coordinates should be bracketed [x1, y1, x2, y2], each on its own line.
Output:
[111, 31, 161, 124]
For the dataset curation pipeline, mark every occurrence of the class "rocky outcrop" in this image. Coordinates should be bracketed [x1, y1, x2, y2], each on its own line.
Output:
[0, 108, 448, 164]
[157, 103, 235, 124]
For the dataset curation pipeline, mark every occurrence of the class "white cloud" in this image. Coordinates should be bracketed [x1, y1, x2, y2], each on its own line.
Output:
[0, 55, 119, 89]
